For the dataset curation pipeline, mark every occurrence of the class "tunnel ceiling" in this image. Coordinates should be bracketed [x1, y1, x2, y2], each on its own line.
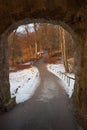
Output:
[0, 0, 87, 35]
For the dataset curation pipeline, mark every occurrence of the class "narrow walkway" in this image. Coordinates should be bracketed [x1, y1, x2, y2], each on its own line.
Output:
[0, 59, 77, 130]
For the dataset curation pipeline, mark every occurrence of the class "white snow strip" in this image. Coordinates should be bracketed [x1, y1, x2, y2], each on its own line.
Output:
[23, 61, 32, 65]
[47, 64, 75, 98]
[9, 67, 40, 104]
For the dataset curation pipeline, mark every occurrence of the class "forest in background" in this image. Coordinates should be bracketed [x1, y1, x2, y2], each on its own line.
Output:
[8, 23, 74, 73]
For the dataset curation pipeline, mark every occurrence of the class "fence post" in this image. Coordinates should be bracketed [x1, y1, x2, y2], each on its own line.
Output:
[67, 76, 68, 83]
[57, 71, 75, 87]
[68, 77, 70, 86]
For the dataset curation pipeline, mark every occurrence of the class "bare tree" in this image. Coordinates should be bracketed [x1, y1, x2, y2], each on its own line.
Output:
[59, 26, 69, 72]
[34, 23, 38, 54]
[25, 25, 33, 58]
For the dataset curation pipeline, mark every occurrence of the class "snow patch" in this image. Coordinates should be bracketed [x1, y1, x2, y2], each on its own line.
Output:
[23, 61, 32, 65]
[47, 64, 75, 98]
[9, 67, 40, 104]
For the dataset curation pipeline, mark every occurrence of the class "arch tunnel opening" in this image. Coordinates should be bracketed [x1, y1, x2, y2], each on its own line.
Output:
[8, 22, 75, 104]
[0, 0, 87, 128]
[0, 19, 86, 130]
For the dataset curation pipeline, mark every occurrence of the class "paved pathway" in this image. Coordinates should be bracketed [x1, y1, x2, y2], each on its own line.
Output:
[0, 59, 77, 130]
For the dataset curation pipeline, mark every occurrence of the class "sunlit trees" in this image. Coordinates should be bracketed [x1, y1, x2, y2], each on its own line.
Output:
[34, 23, 38, 54]
[8, 30, 23, 66]
[8, 23, 74, 70]
[25, 25, 33, 58]
[62, 28, 69, 72]
[59, 26, 74, 72]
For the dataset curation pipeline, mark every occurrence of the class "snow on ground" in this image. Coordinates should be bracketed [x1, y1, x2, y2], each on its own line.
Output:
[47, 64, 75, 98]
[23, 61, 33, 65]
[9, 66, 40, 104]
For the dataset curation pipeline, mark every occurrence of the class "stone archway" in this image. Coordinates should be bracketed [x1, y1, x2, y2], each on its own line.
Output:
[0, 0, 87, 128]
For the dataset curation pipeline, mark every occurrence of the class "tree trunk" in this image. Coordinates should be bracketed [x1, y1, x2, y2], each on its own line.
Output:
[59, 26, 69, 72]
[34, 23, 38, 54]
[12, 30, 17, 66]
[62, 29, 69, 72]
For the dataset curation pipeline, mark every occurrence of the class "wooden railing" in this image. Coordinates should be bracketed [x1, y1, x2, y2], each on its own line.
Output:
[57, 71, 75, 86]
